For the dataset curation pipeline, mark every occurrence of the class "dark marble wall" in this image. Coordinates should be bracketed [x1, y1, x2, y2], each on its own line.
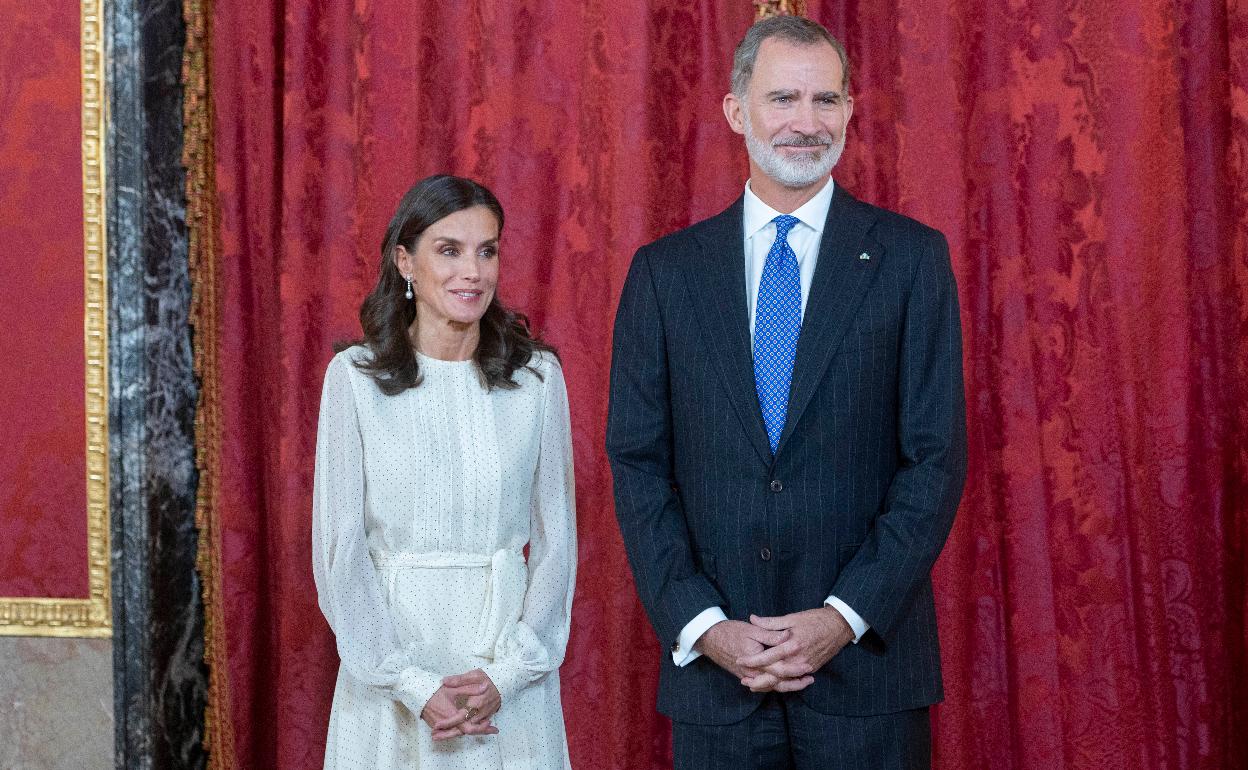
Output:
[108, 0, 207, 767]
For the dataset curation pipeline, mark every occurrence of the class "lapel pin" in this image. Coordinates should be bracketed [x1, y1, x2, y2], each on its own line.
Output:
[859, 252, 871, 260]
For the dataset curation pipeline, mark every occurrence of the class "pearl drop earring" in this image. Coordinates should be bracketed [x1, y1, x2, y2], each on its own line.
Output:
[404, 276, 414, 300]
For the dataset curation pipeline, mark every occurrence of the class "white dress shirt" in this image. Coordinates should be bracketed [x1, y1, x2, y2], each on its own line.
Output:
[673, 176, 870, 666]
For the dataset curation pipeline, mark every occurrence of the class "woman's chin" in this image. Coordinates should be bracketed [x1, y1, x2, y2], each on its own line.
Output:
[444, 311, 488, 328]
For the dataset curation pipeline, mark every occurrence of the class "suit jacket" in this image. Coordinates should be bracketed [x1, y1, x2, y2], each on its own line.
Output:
[606, 184, 967, 725]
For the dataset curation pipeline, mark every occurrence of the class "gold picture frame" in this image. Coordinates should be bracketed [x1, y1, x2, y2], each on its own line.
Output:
[0, 0, 111, 638]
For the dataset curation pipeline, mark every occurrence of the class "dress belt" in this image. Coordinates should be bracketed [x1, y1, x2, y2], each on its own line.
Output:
[370, 548, 527, 659]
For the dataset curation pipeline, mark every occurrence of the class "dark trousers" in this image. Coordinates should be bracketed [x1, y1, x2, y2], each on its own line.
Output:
[672, 694, 931, 770]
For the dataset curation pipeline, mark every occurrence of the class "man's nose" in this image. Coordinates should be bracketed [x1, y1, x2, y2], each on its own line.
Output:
[789, 99, 819, 134]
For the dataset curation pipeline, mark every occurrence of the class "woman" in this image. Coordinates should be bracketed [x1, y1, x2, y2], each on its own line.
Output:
[312, 175, 576, 768]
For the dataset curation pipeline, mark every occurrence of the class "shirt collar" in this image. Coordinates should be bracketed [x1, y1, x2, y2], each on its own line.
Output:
[743, 175, 836, 240]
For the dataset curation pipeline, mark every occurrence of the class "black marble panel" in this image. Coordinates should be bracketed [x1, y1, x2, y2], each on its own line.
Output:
[107, 0, 207, 767]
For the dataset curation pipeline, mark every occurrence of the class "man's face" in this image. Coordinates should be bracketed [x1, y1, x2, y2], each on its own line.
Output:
[725, 38, 853, 189]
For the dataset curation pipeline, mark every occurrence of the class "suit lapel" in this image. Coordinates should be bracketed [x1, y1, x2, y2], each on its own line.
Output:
[775, 185, 882, 456]
[685, 199, 775, 466]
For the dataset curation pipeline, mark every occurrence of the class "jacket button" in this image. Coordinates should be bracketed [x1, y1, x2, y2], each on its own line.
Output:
[769, 479, 783, 492]
[760, 547, 772, 561]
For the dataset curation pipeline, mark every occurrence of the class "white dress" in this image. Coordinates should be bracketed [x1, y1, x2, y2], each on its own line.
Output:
[312, 346, 576, 769]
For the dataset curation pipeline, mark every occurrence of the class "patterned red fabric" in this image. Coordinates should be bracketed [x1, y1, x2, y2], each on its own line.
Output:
[208, 1, 1248, 767]
[0, 0, 89, 599]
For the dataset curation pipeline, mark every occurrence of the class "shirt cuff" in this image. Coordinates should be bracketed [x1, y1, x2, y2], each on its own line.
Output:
[825, 595, 869, 643]
[672, 606, 728, 666]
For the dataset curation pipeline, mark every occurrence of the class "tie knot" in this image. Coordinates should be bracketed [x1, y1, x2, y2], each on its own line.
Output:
[773, 215, 799, 239]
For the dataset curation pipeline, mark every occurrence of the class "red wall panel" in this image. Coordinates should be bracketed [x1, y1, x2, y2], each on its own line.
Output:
[0, 1, 89, 599]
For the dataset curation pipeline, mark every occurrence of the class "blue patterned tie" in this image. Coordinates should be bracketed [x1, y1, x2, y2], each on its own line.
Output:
[753, 214, 802, 454]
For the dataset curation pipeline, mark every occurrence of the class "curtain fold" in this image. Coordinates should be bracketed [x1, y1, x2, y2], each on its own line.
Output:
[193, 1, 1248, 767]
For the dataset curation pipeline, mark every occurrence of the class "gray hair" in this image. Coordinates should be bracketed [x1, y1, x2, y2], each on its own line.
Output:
[730, 16, 851, 98]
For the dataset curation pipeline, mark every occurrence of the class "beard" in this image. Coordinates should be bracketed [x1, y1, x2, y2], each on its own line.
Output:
[743, 111, 844, 189]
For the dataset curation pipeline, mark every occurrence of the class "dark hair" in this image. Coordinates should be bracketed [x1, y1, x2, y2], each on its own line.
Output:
[731, 16, 851, 97]
[339, 174, 556, 395]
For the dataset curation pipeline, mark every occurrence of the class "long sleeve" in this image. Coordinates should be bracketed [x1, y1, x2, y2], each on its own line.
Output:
[482, 358, 578, 703]
[311, 355, 443, 716]
[606, 247, 727, 646]
[830, 230, 968, 640]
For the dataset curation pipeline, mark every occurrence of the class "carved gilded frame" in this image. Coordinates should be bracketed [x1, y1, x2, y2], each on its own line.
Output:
[0, 0, 111, 638]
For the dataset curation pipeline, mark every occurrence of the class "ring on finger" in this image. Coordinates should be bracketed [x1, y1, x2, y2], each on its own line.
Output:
[464, 706, 479, 720]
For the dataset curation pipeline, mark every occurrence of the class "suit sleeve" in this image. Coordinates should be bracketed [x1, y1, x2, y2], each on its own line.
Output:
[830, 230, 968, 641]
[606, 246, 727, 647]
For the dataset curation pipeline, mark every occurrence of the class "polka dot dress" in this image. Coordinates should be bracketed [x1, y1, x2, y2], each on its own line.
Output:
[312, 346, 576, 769]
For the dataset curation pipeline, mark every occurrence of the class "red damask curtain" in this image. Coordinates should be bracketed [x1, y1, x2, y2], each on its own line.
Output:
[195, 1, 1248, 768]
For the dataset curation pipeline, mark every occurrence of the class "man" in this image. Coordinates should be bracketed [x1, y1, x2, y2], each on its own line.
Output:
[606, 15, 967, 769]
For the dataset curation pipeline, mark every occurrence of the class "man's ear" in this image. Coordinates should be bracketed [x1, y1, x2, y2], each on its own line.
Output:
[723, 92, 746, 136]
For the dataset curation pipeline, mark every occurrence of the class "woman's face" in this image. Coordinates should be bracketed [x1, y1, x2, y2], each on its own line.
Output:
[396, 205, 500, 330]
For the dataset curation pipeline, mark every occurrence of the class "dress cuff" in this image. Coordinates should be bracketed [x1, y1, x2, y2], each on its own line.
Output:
[480, 660, 535, 705]
[672, 606, 728, 666]
[825, 595, 869, 643]
[395, 667, 444, 717]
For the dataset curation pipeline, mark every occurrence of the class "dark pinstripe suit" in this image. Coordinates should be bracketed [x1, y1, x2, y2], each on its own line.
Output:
[606, 184, 967, 757]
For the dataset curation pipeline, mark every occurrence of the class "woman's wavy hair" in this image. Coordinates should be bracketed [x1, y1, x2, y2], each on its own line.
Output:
[341, 174, 555, 395]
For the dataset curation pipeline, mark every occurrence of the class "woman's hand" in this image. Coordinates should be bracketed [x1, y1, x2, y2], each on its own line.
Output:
[420, 673, 500, 741]
[426, 669, 503, 740]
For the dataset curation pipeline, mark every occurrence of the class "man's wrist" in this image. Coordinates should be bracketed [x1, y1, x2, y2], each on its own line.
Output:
[818, 605, 857, 650]
[674, 607, 728, 666]
[820, 604, 849, 628]
[692, 618, 726, 653]
[824, 595, 869, 643]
